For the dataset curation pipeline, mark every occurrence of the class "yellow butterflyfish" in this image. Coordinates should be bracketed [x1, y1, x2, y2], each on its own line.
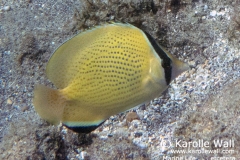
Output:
[33, 23, 189, 133]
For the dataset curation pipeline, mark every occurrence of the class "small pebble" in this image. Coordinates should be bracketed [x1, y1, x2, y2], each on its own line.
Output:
[14, 105, 19, 110]
[99, 135, 108, 140]
[134, 132, 143, 137]
[126, 153, 133, 159]
[133, 138, 148, 149]
[3, 6, 10, 11]
[107, 134, 113, 137]
[133, 123, 138, 128]
[159, 145, 169, 153]
[80, 151, 89, 160]
[204, 5, 208, 11]
[126, 112, 140, 123]
[21, 106, 29, 112]
[110, 15, 114, 20]
[7, 98, 12, 105]
[196, 103, 202, 107]
[210, 10, 217, 16]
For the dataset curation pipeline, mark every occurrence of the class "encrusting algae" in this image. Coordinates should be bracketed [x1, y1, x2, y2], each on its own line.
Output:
[33, 23, 189, 133]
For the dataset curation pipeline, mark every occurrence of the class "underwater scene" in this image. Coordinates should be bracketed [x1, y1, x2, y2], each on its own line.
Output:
[0, 0, 239, 159]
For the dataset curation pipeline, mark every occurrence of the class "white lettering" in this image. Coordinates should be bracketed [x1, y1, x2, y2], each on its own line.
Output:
[214, 139, 223, 147]
[204, 141, 210, 147]
[175, 139, 210, 148]
[182, 141, 188, 148]
[192, 141, 198, 147]
[163, 156, 184, 160]
[175, 140, 182, 147]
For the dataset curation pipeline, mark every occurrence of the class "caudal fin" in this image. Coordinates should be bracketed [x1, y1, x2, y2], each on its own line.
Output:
[33, 84, 65, 125]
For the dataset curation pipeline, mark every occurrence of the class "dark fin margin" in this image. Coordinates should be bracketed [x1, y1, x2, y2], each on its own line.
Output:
[63, 121, 106, 133]
[143, 31, 172, 85]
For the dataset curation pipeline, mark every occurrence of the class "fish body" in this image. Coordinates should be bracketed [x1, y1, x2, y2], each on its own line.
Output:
[33, 23, 189, 133]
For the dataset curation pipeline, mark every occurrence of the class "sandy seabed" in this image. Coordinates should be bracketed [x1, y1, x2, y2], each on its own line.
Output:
[0, 0, 239, 159]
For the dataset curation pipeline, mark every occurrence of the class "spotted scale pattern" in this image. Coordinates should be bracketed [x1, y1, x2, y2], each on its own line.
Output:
[46, 23, 165, 123]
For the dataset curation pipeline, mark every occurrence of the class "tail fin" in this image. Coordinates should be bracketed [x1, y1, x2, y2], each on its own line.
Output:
[33, 84, 65, 125]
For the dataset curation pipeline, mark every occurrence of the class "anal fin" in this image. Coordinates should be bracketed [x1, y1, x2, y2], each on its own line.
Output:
[33, 84, 65, 125]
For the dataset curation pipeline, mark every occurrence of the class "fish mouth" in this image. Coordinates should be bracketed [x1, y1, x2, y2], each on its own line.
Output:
[171, 58, 189, 81]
